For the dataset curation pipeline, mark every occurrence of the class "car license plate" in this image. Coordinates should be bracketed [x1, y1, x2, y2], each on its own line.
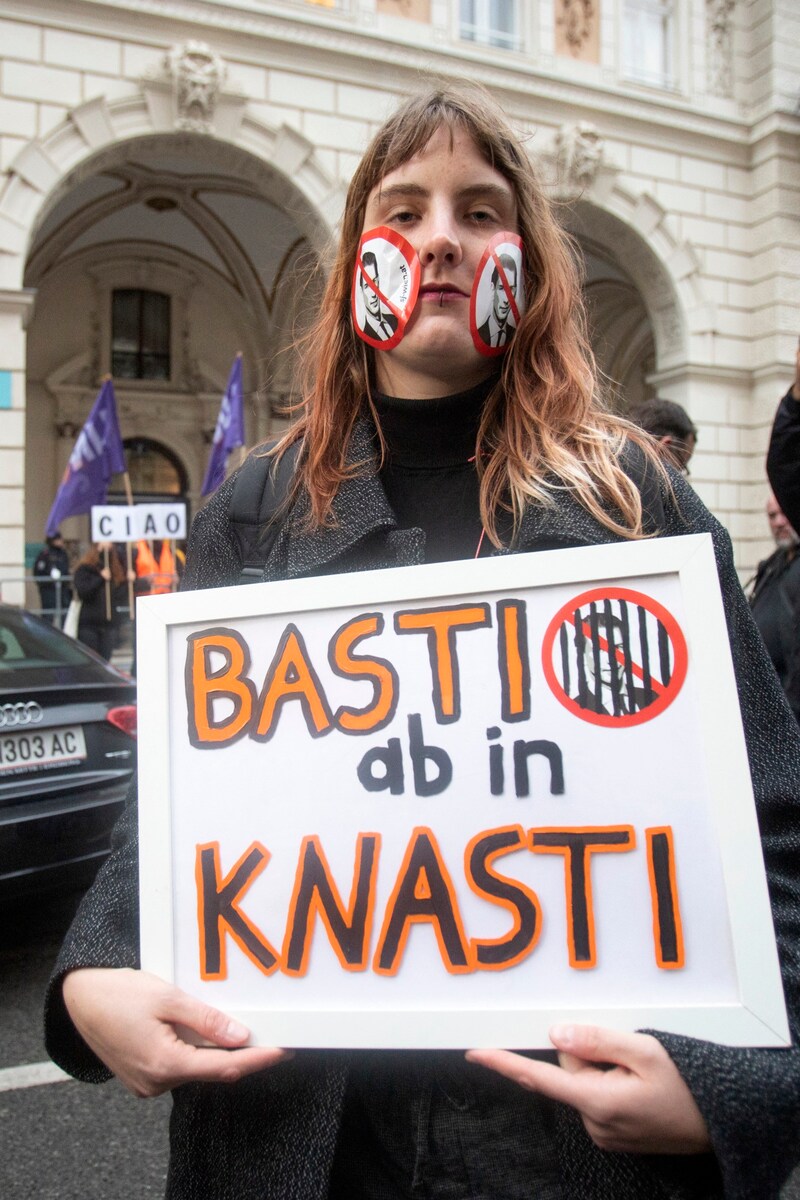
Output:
[0, 725, 87, 773]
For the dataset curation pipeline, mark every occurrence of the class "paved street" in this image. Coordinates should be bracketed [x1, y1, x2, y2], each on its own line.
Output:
[0, 891, 170, 1199]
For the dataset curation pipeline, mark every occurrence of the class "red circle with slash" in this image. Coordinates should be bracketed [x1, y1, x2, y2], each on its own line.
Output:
[541, 586, 688, 727]
[352, 226, 420, 352]
[470, 232, 525, 357]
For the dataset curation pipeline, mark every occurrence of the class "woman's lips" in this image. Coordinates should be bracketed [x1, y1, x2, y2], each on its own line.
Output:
[418, 285, 466, 304]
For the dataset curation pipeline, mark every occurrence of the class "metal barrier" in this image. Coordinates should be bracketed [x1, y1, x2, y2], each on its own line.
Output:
[1, 574, 132, 626]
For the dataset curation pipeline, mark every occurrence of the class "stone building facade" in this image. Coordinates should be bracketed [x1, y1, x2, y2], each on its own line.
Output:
[0, 0, 798, 602]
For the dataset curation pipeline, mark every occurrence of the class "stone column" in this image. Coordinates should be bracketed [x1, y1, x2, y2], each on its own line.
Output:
[0, 288, 35, 607]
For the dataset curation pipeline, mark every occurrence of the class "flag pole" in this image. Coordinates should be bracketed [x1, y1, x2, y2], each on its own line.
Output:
[103, 543, 112, 621]
[121, 469, 135, 616]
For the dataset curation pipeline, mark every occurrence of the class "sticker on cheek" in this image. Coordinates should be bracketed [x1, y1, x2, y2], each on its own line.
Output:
[470, 232, 526, 357]
[352, 227, 420, 351]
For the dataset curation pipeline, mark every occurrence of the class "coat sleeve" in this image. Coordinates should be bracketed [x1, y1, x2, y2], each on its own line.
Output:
[767, 388, 800, 535]
[73, 564, 104, 601]
[44, 479, 246, 1081]
[648, 476, 800, 1199]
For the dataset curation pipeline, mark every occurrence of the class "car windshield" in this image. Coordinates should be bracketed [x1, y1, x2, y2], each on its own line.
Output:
[0, 611, 91, 669]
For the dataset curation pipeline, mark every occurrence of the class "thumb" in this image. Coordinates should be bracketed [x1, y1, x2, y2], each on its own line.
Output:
[549, 1024, 648, 1071]
[160, 987, 252, 1048]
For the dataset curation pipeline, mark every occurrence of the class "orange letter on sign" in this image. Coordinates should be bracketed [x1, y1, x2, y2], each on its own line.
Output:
[394, 604, 491, 723]
[374, 827, 472, 975]
[529, 826, 635, 968]
[186, 628, 255, 747]
[282, 833, 381, 975]
[195, 841, 280, 979]
[497, 600, 531, 722]
[329, 614, 399, 734]
[254, 623, 333, 741]
[465, 825, 541, 969]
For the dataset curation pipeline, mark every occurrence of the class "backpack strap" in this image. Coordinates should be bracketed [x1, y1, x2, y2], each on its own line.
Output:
[229, 443, 300, 584]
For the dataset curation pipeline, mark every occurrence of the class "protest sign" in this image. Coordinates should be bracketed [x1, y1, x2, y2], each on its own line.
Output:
[137, 535, 790, 1049]
[91, 503, 187, 542]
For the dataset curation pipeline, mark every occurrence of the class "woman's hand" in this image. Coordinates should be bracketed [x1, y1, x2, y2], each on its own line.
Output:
[62, 967, 292, 1098]
[466, 1025, 711, 1156]
[100, 567, 112, 581]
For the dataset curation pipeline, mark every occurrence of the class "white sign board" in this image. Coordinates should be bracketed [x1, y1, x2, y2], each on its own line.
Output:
[137, 535, 790, 1050]
[91, 503, 187, 542]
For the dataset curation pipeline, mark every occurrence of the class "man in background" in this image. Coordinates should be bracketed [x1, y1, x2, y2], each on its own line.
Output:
[631, 397, 697, 474]
[748, 491, 800, 722]
[33, 531, 72, 625]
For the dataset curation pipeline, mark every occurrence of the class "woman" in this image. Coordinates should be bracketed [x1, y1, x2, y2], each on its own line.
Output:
[72, 541, 129, 660]
[46, 87, 799, 1198]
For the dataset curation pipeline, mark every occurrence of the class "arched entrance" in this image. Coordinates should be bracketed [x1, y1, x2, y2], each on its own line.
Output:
[562, 197, 688, 416]
[23, 126, 330, 550]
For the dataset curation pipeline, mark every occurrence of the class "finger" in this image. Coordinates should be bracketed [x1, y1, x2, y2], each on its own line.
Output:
[176, 1044, 292, 1086]
[549, 1025, 657, 1072]
[465, 1049, 588, 1111]
[556, 1050, 587, 1074]
[157, 988, 256, 1049]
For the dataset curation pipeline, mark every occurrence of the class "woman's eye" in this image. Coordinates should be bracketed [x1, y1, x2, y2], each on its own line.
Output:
[468, 209, 495, 223]
[389, 209, 416, 224]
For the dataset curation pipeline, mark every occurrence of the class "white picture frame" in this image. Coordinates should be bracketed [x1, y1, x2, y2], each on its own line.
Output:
[137, 534, 790, 1050]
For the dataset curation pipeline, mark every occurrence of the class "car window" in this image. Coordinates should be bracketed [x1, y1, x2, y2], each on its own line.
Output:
[0, 611, 95, 670]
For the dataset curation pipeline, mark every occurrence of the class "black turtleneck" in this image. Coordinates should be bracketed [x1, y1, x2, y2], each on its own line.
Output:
[373, 378, 495, 563]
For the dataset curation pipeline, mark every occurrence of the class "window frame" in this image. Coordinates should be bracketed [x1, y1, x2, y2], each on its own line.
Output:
[111, 288, 172, 383]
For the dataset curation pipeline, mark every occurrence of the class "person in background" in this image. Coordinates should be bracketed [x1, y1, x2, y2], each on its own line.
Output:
[631, 397, 698, 474]
[748, 492, 800, 721]
[767, 342, 800, 533]
[33, 531, 72, 625]
[73, 542, 133, 661]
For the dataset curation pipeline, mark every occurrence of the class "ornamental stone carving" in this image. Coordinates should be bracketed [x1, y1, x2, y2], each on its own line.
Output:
[165, 41, 226, 132]
[706, 0, 735, 99]
[555, 0, 599, 63]
[556, 122, 604, 191]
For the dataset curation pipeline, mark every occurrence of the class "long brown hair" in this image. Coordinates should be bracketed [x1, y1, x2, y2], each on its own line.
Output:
[78, 543, 126, 586]
[274, 84, 664, 543]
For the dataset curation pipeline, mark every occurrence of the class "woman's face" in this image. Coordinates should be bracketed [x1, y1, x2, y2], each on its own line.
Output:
[361, 125, 519, 399]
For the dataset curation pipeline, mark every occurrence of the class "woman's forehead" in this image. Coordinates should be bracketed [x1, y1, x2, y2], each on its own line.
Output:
[366, 126, 514, 206]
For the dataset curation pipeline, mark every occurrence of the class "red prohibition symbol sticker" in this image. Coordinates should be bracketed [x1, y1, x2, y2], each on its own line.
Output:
[541, 587, 688, 728]
[352, 226, 421, 352]
[470, 231, 525, 357]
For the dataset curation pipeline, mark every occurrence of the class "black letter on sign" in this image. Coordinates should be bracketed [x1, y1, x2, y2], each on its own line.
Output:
[466, 826, 541, 968]
[529, 826, 635, 968]
[646, 826, 685, 969]
[408, 713, 452, 796]
[357, 737, 404, 794]
[513, 740, 565, 797]
[283, 834, 380, 975]
[196, 841, 280, 978]
[374, 827, 471, 974]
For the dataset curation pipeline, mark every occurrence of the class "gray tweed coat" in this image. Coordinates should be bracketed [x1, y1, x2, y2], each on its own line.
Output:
[45, 424, 800, 1199]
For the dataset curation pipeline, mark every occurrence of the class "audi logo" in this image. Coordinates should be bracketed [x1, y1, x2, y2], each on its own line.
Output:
[0, 701, 44, 728]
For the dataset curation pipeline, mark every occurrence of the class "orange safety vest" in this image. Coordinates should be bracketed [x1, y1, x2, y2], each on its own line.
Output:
[136, 540, 175, 594]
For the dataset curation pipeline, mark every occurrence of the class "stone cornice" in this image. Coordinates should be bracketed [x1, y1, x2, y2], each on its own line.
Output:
[0, 287, 37, 324]
[2, 0, 778, 153]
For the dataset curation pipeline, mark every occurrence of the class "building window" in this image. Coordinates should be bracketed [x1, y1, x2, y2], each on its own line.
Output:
[111, 289, 171, 380]
[109, 438, 186, 499]
[622, 0, 674, 88]
[460, 0, 518, 51]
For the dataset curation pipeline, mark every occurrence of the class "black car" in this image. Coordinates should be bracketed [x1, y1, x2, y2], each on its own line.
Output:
[0, 604, 136, 901]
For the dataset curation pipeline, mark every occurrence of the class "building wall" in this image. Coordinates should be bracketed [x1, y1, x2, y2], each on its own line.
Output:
[0, 0, 798, 602]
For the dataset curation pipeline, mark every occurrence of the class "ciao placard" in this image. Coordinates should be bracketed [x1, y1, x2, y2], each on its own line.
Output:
[91, 504, 187, 543]
[137, 535, 790, 1050]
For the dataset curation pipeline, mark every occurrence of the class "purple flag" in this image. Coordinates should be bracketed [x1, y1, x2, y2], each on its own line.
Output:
[45, 379, 126, 537]
[201, 355, 245, 497]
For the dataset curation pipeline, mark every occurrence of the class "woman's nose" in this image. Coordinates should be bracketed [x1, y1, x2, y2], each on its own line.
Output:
[419, 209, 462, 266]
